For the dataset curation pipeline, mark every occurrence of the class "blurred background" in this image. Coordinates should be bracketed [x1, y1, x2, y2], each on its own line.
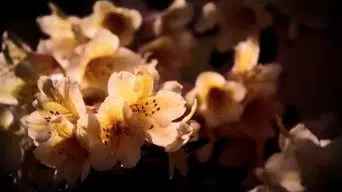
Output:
[0, 0, 341, 191]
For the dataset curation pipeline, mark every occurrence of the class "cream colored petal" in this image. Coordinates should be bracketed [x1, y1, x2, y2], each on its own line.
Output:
[36, 76, 86, 120]
[107, 71, 138, 104]
[67, 29, 119, 83]
[89, 142, 118, 171]
[264, 153, 304, 192]
[159, 81, 183, 93]
[223, 81, 247, 102]
[82, 47, 141, 94]
[140, 117, 179, 148]
[195, 2, 219, 33]
[54, 142, 89, 185]
[36, 13, 74, 40]
[0, 107, 14, 130]
[232, 36, 260, 74]
[147, 90, 186, 126]
[0, 56, 25, 105]
[49, 116, 76, 139]
[81, 1, 142, 46]
[204, 101, 245, 127]
[135, 57, 160, 85]
[134, 71, 154, 101]
[25, 111, 51, 145]
[289, 123, 320, 145]
[97, 96, 132, 128]
[34, 132, 66, 167]
[195, 71, 226, 91]
[76, 113, 101, 151]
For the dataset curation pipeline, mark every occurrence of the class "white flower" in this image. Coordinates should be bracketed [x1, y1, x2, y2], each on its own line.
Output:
[77, 96, 145, 170]
[25, 76, 86, 145]
[186, 71, 246, 127]
[80, 0, 142, 46]
[107, 70, 197, 149]
[228, 36, 282, 101]
[0, 53, 25, 105]
[256, 119, 332, 192]
[36, 3, 84, 68]
[34, 116, 90, 185]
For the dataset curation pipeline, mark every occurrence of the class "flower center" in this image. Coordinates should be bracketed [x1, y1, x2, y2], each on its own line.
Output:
[100, 120, 131, 145]
[207, 87, 228, 110]
[130, 97, 161, 117]
[56, 137, 88, 163]
[102, 13, 127, 39]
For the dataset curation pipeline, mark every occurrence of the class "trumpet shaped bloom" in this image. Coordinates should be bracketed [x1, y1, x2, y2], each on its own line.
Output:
[187, 71, 246, 127]
[34, 116, 90, 185]
[25, 76, 86, 145]
[80, 0, 142, 46]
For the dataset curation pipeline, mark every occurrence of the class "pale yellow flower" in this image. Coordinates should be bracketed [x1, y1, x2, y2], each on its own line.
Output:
[153, 0, 193, 36]
[34, 116, 90, 185]
[138, 31, 195, 70]
[255, 120, 332, 192]
[80, 0, 142, 46]
[77, 96, 145, 170]
[67, 29, 157, 97]
[25, 76, 86, 145]
[228, 36, 282, 101]
[0, 106, 14, 130]
[108, 70, 196, 149]
[186, 71, 247, 127]
[0, 53, 25, 105]
[36, 3, 85, 68]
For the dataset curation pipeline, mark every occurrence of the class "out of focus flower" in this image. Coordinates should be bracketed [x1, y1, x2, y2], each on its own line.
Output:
[138, 31, 195, 76]
[80, 0, 142, 46]
[153, 0, 193, 36]
[25, 76, 86, 145]
[36, 3, 85, 68]
[196, 1, 272, 52]
[186, 71, 246, 128]
[228, 36, 282, 101]
[0, 53, 25, 105]
[34, 116, 90, 185]
[67, 29, 156, 98]
[255, 120, 332, 192]
[194, 2, 219, 33]
[0, 106, 14, 130]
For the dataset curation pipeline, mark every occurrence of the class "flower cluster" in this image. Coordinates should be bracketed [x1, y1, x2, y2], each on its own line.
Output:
[0, 0, 338, 191]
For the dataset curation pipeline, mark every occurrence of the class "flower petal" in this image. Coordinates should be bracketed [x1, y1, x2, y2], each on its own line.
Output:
[67, 29, 119, 83]
[36, 76, 86, 121]
[232, 36, 260, 74]
[80, 0, 142, 46]
[76, 113, 101, 151]
[25, 111, 51, 145]
[82, 47, 142, 95]
[34, 133, 66, 167]
[148, 90, 186, 126]
[159, 81, 183, 93]
[107, 71, 138, 104]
